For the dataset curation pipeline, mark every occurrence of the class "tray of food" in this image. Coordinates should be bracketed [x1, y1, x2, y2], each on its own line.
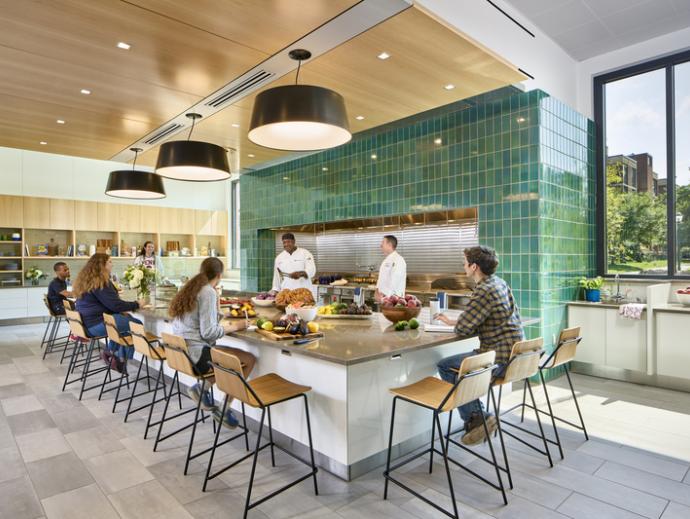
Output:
[254, 315, 321, 341]
[274, 288, 315, 310]
[317, 303, 373, 319]
[220, 298, 256, 318]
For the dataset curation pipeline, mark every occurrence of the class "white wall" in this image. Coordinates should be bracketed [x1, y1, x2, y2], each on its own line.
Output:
[414, 0, 578, 107]
[576, 26, 690, 120]
[0, 146, 228, 210]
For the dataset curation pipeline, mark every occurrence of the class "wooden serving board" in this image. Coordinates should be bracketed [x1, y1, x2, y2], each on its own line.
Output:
[256, 329, 324, 341]
[318, 314, 373, 320]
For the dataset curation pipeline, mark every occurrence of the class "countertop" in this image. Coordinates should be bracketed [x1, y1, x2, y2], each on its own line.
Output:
[136, 306, 539, 366]
[567, 301, 647, 310]
[653, 303, 690, 314]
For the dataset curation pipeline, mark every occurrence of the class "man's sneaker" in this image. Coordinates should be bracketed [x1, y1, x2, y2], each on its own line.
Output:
[461, 413, 498, 446]
[213, 408, 239, 430]
[100, 349, 113, 366]
[187, 385, 215, 411]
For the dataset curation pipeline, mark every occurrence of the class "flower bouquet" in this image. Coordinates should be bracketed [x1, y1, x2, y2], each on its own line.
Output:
[25, 266, 47, 286]
[123, 264, 156, 299]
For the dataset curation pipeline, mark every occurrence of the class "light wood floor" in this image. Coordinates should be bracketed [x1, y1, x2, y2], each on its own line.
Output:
[1, 322, 689, 518]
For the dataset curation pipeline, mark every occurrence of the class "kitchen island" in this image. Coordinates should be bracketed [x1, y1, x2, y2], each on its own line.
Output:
[135, 306, 538, 480]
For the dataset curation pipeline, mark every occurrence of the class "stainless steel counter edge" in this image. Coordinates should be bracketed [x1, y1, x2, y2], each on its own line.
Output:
[227, 316, 540, 366]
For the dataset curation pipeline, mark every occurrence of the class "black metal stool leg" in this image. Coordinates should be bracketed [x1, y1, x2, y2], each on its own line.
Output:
[154, 371, 177, 452]
[435, 412, 459, 519]
[490, 386, 513, 489]
[203, 395, 228, 492]
[241, 402, 249, 451]
[123, 357, 146, 422]
[143, 360, 167, 438]
[526, 379, 553, 467]
[383, 396, 397, 500]
[428, 409, 436, 473]
[183, 379, 206, 475]
[61, 339, 80, 391]
[303, 394, 319, 496]
[267, 406, 276, 467]
[539, 368, 564, 459]
[480, 412, 507, 505]
[243, 408, 267, 519]
[520, 377, 528, 422]
[40, 316, 53, 349]
[565, 365, 589, 440]
[78, 339, 98, 400]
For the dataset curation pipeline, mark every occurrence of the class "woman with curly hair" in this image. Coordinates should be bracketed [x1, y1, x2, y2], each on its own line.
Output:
[74, 253, 145, 371]
[170, 257, 255, 429]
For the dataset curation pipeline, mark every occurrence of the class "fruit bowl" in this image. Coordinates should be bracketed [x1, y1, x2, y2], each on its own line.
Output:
[381, 306, 421, 324]
[287, 305, 318, 322]
[251, 297, 275, 307]
[676, 291, 690, 306]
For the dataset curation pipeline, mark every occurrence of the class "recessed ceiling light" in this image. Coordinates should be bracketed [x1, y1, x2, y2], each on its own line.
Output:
[434, 138, 442, 145]
[371, 154, 377, 160]
[322, 167, 328, 171]
[117, 42, 131, 50]
[377, 52, 390, 60]
[444, 84, 455, 91]
[80, 89, 91, 95]
[231, 123, 240, 128]
[39, 141, 47, 145]
[516, 117, 526, 123]
[56, 119, 65, 124]
[248, 153, 255, 158]
[355, 115, 365, 121]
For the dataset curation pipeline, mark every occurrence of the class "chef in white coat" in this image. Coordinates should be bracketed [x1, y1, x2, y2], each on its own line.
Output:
[271, 233, 316, 296]
[375, 235, 407, 302]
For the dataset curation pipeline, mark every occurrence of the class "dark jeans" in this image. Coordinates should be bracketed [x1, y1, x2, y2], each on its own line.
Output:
[87, 314, 142, 360]
[437, 350, 505, 424]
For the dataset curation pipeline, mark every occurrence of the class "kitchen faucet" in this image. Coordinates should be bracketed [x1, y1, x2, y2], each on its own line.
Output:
[611, 273, 624, 302]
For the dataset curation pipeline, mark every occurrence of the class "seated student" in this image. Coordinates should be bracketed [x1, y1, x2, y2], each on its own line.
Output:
[47, 262, 72, 315]
[169, 257, 256, 429]
[73, 253, 145, 372]
[435, 246, 524, 445]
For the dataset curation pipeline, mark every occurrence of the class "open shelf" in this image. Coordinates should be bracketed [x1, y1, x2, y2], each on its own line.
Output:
[24, 229, 71, 257]
[0, 240, 22, 244]
[0, 270, 22, 273]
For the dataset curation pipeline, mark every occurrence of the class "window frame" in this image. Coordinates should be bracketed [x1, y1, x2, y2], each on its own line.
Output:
[594, 48, 690, 279]
[230, 179, 240, 269]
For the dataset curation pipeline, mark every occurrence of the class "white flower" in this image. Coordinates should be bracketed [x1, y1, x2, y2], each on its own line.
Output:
[133, 269, 144, 281]
[129, 279, 140, 289]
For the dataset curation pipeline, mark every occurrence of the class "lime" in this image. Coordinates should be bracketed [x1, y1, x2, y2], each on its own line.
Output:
[408, 318, 419, 330]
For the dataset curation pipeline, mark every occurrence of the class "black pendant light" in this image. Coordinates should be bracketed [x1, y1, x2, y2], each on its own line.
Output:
[155, 113, 231, 181]
[105, 148, 166, 199]
[248, 49, 351, 151]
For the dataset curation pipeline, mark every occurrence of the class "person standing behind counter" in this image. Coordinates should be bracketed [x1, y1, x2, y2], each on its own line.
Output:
[375, 235, 407, 302]
[134, 241, 164, 278]
[271, 233, 316, 297]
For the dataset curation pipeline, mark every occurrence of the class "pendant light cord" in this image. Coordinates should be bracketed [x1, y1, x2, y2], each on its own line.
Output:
[188, 116, 197, 140]
[295, 59, 302, 85]
[132, 149, 139, 170]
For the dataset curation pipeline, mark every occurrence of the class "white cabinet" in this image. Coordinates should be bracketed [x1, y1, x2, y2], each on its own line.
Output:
[605, 309, 647, 371]
[567, 305, 606, 364]
[26, 287, 48, 318]
[0, 288, 28, 319]
[656, 312, 690, 378]
[567, 305, 647, 372]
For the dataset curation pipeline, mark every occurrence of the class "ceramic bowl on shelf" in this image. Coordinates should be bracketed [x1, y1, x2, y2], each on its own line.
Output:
[676, 292, 690, 306]
[381, 306, 421, 324]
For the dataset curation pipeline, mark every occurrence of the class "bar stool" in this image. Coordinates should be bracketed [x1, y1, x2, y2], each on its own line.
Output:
[518, 326, 588, 459]
[490, 337, 552, 488]
[40, 296, 70, 360]
[155, 333, 217, 475]
[99, 313, 135, 411]
[384, 351, 505, 519]
[61, 309, 108, 400]
[126, 322, 169, 437]
[204, 348, 318, 519]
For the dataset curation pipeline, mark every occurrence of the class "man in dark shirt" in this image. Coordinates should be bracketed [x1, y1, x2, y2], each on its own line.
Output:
[435, 246, 524, 446]
[47, 262, 72, 315]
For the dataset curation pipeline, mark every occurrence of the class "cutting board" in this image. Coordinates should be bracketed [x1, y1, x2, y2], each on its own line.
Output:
[256, 329, 324, 341]
[318, 314, 373, 320]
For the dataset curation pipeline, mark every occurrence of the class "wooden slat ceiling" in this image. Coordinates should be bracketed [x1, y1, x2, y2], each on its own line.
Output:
[0, 0, 525, 170]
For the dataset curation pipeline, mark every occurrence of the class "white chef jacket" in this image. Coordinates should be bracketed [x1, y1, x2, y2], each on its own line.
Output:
[271, 247, 316, 295]
[376, 250, 407, 297]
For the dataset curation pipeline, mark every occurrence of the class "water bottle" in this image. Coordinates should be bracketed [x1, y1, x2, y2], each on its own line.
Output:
[429, 298, 441, 324]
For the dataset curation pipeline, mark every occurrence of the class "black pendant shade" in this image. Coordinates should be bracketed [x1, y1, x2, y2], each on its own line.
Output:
[155, 140, 231, 182]
[105, 169, 166, 199]
[248, 84, 351, 151]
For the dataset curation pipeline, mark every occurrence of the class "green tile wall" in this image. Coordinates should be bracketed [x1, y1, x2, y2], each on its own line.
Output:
[239, 87, 595, 355]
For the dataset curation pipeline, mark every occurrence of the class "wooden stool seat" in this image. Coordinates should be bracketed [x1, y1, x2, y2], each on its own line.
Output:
[390, 377, 453, 410]
[247, 373, 311, 407]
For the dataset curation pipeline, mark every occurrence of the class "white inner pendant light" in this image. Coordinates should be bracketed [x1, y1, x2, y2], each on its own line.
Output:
[248, 49, 351, 151]
[155, 113, 231, 182]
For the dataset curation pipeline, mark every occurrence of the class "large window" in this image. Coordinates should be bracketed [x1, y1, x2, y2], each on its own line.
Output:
[595, 50, 690, 277]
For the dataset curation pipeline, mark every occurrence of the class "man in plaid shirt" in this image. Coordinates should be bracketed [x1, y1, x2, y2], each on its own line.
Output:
[435, 246, 524, 445]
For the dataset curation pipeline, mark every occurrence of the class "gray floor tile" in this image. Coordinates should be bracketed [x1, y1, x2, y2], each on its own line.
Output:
[0, 445, 27, 484]
[64, 425, 125, 460]
[108, 479, 195, 519]
[15, 427, 72, 463]
[0, 383, 31, 400]
[595, 461, 690, 507]
[84, 449, 154, 494]
[557, 492, 651, 519]
[184, 488, 270, 519]
[41, 483, 119, 519]
[147, 456, 228, 505]
[1, 394, 44, 416]
[26, 451, 95, 499]
[0, 475, 44, 519]
[662, 502, 690, 519]
[493, 495, 571, 518]
[46, 406, 99, 435]
[13, 356, 50, 375]
[336, 492, 420, 519]
[7, 410, 57, 437]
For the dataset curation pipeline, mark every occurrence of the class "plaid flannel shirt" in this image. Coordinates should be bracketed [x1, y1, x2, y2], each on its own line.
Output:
[454, 275, 524, 365]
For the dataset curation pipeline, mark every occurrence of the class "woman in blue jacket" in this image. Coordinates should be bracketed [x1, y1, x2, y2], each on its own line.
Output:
[73, 253, 145, 370]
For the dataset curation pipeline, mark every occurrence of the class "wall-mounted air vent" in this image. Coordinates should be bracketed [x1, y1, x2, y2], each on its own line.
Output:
[143, 123, 184, 145]
[205, 70, 275, 108]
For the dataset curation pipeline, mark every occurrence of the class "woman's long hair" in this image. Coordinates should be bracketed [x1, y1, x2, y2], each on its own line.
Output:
[138, 240, 155, 257]
[73, 253, 110, 298]
[169, 257, 224, 318]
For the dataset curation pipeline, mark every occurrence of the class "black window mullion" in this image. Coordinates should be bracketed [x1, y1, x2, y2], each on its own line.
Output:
[594, 77, 606, 276]
[666, 65, 677, 275]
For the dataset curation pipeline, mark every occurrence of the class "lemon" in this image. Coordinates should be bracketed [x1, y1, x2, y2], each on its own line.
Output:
[307, 321, 319, 333]
[261, 321, 274, 331]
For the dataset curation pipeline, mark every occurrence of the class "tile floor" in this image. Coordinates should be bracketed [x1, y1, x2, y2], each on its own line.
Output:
[1, 322, 690, 518]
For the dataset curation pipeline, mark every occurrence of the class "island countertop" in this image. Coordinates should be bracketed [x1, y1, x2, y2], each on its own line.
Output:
[136, 306, 539, 366]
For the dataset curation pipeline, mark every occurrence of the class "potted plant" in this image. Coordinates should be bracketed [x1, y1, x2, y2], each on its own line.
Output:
[579, 276, 604, 302]
[25, 266, 47, 286]
[123, 265, 157, 303]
